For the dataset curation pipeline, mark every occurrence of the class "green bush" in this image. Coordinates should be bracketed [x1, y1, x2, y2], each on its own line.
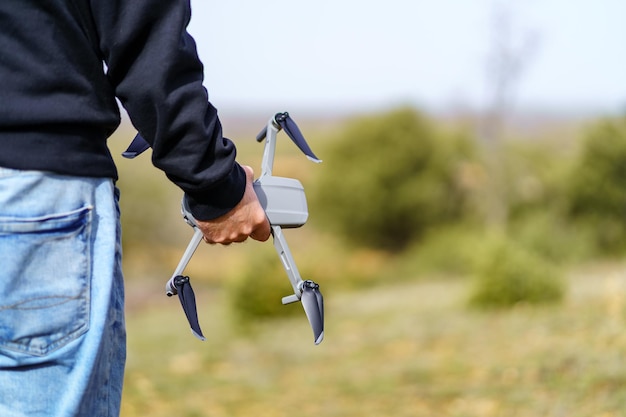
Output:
[502, 141, 571, 221]
[226, 249, 301, 324]
[509, 211, 592, 265]
[566, 116, 626, 255]
[397, 224, 486, 277]
[468, 236, 564, 308]
[310, 107, 475, 252]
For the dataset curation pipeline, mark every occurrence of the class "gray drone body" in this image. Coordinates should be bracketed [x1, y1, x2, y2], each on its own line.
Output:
[253, 176, 308, 228]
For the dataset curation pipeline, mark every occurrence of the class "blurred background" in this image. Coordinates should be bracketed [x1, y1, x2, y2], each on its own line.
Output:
[116, 1, 626, 416]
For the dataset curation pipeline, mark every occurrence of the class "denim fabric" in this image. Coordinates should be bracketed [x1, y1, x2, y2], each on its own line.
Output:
[0, 168, 125, 417]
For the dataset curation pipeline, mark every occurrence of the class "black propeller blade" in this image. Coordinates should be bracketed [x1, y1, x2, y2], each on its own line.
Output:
[300, 280, 324, 345]
[122, 134, 150, 159]
[172, 275, 206, 341]
[276, 112, 322, 163]
[256, 112, 322, 163]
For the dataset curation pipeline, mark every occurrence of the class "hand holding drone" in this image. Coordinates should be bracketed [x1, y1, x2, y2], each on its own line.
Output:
[123, 112, 325, 345]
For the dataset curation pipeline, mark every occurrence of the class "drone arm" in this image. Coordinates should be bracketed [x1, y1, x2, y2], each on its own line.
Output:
[259, 117, 280, 177]
[270, 225, 304, 303]
[166, 227, 204, 296]
[272, 225, 325, 344]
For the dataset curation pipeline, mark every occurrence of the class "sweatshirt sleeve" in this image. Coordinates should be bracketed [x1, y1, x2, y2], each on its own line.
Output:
[89, 0, 245, 220]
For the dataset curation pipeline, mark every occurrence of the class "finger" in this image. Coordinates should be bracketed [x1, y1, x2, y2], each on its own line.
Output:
[250, 217, 271, 242]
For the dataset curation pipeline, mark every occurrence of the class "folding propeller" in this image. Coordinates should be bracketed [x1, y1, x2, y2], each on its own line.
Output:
[167, 275, 205, 341]
[121, 134, 150, 159]
[301, 280, 324, 345]
[256, 112, 321, 163]
[122, 112, 325, 344]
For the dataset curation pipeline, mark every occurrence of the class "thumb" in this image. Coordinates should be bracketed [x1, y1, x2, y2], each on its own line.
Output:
[241, 165, 255, 182]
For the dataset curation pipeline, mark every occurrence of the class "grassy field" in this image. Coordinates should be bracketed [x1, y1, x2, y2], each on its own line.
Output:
[120, 262, 626, 417]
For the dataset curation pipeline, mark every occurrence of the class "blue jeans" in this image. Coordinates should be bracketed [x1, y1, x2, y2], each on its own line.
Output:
[0, 168, 125, 417]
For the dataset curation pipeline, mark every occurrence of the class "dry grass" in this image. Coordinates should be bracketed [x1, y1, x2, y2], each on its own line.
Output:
[121, 262, 626, 417]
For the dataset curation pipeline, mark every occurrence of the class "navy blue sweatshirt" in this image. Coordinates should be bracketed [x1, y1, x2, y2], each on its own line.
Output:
[0, 0, 245, 220]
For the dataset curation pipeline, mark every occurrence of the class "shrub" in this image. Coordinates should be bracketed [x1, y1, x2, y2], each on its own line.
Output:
[397, 224, 486, 277]
[310, 107, 475, 252]
[468, 236, 564, 308]
[502, 140, 571, 221]
[508, 210, 596, 265]
[226, 249, 301, 324]
[566, 116, 626, 255]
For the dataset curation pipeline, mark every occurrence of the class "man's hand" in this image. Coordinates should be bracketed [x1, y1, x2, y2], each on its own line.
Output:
[195, 165, 271, 244]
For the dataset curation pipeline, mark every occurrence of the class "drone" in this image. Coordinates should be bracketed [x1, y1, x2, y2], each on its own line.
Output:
[123, 112, 325, 345]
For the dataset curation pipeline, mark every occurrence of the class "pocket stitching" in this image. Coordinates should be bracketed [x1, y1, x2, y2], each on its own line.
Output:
[0, 206, 92, 356]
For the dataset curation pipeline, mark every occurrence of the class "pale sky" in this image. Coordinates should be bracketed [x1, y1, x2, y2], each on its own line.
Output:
[188, 0, 626, 115]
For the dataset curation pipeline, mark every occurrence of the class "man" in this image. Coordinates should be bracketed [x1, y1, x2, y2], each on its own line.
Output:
[0, 1, 270, 416]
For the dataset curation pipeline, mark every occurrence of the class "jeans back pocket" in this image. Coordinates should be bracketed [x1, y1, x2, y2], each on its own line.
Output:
[0, 206, 92, 356]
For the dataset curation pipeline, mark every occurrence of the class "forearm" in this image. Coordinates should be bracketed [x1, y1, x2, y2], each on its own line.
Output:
[91, 0, 244, 218]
